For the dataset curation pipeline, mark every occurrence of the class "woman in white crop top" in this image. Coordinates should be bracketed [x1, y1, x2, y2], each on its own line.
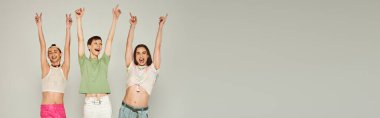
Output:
[35, 13, 72, 118]
[118, 13, 167, 118]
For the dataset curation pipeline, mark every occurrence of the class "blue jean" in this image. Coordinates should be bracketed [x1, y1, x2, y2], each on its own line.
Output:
[118, 102, 148, 118]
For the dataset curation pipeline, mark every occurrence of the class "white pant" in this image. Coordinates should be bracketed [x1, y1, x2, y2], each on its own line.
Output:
[84, 96, 112, 118]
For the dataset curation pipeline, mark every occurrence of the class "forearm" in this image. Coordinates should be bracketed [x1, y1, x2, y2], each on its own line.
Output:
[37, 26, 46, 48]
[153, 26, 163, 68]
[125, 25, 135, 65]
[107, 19, 118, 41]
[105, 18, 118, 56]
[65, 27, 71, 50]
[64, 27, 71, 67]
[155, 27, 163, 49]
[77, 18, 84, 56]
[77, 19, 84, 42]
[127, 25, 135, 48]
[37, 25, 49, 72]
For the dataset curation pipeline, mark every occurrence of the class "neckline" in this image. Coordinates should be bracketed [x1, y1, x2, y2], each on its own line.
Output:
[89, 57, 99, 61]
[50, 65, 61, 68]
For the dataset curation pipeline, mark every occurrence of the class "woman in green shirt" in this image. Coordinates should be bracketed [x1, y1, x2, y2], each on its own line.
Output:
[75, 5, 121, 118]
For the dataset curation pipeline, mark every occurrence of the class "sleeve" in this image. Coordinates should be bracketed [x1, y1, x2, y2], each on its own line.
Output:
[126, 61, 135, 72]
[149, 63, 159, 74]
[149, 63, 159, 79]
[78, 54, 86, 66]
[101, 53, 110, 65]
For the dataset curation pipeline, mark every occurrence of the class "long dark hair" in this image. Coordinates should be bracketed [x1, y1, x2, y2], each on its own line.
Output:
[133, 44, 152, 66]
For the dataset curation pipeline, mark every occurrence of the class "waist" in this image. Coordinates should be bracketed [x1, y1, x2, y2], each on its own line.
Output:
[85, 93, 108, 97]
[123, 92, 149, 108]
[124, 87, 150, 102]
[42, 93, 64, 104]
[85, 95, 110, 105]
[122, 102, 148, 112]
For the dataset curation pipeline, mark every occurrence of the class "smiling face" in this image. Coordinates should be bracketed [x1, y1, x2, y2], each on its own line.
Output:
[88, 39, 102, 56]
[86, 36, 103, 57]
[133, 44, 153, 66]
[135, 47, 149, 66]
[47, 46, 62, 64]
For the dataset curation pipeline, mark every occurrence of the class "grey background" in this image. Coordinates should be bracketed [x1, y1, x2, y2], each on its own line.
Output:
[0, 0, 379, 118]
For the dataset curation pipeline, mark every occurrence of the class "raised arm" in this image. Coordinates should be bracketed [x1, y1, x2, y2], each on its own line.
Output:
[153, 14, 168, 70]
[75, 8, 85, 57]
[62, 14, 72, 77]
[104, 5, 121, 57]
[35, 13, 50, 77]
[125, 13, 137, 67]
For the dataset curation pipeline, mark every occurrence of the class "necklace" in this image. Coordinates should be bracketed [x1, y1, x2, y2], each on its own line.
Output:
[51, 64, 60, 68]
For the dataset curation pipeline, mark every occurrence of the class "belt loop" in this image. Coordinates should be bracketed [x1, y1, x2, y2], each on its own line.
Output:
[137, 110, 140, 118]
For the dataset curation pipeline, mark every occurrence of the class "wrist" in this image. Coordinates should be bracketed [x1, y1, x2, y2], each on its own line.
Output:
[113, 17, 119, 21]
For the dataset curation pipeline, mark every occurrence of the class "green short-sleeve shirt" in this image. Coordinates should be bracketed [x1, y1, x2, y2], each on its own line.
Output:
[79, 53, 111, 94]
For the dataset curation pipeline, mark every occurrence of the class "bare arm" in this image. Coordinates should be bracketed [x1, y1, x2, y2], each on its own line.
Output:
[105, 5, 121, 57]
[125, 13, 137, 67]
[75, 8, 85, 57]
[153, 14, 168, 70]
[62, 14, 72, 78]
[35, 13, 50, 77]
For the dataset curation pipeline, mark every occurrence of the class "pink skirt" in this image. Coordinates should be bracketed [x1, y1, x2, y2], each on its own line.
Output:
[40, 104, 66, 118]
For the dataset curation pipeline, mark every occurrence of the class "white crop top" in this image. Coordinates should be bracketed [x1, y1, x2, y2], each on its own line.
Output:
[42, 66, 67, 93]
[126, 62, 159, 95]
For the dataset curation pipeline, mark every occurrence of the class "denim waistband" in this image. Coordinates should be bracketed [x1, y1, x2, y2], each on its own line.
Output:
[121, 102, 148, 112]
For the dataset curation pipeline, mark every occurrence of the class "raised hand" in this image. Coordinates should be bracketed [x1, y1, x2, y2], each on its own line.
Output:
[76, 8, 85, 57]
[113, 5, 121, 19]
[158, 14, 168, 27]
[129, 12, 137, 26]
[66, 14, 72, 28]
[75, 8, 85, 19]
[35, 12, 42, 27]
[104, 5, 121, 57]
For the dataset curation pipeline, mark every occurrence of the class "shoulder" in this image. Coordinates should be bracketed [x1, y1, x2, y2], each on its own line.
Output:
[148, 63, 159, 73]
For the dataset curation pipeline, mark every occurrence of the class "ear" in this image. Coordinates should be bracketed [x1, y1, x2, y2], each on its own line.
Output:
[87, 45, 91, 51]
